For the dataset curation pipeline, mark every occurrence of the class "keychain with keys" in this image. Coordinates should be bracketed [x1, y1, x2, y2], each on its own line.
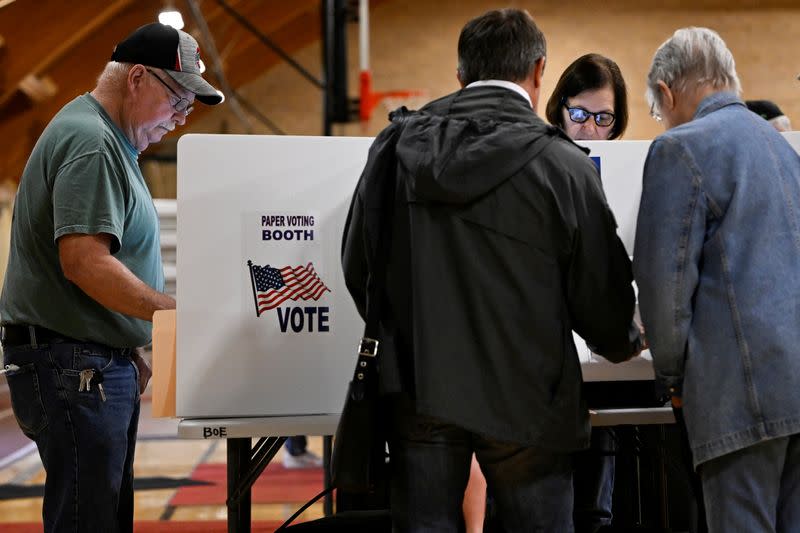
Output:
[93, 369, 106, 402]
[0, 364, 20, 376]
[78, 368, 106, 402]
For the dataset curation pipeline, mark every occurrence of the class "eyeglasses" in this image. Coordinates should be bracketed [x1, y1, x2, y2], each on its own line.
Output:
[146, 68, 193, 115]
[563, 100, 615, 127]
[649, 102, 663, 122]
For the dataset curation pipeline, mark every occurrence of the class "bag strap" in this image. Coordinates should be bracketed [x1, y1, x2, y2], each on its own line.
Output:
[274, 486, 335, 531]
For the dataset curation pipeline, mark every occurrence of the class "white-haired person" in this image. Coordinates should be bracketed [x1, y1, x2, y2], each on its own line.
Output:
[0, 23, 222, 532]
[633, 27, 800, 532]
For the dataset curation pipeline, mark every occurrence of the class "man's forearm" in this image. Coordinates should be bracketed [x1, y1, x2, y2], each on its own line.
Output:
[66, 253, 175, 322]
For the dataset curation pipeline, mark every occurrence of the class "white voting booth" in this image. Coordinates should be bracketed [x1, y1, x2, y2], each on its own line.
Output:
[176, 135, 658, 422]
[177, 135, 372, 420]
[176, 131, 800, 422]
[175, 132, 800, 532]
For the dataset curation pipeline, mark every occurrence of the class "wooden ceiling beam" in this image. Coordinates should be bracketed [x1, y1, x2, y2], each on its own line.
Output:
[0, 0, 337, 180]
[190, 0, 247, 25]
[19, 74, 57, 102]
[0, 0, 135, 109]
[0, 33, 6, 93]
[30, 0, 135, 77]
[205, 0, 318, 65]
[212, 1, 321, 86]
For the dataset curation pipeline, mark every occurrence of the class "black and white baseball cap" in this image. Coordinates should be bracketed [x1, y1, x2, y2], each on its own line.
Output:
[111, 23, 223, 105]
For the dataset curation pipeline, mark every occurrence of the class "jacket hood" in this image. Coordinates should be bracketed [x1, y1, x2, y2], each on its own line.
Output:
[394, 105, 563, 204]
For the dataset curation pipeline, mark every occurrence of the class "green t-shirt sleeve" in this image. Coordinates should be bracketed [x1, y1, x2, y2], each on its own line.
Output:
[52, 150, 125, 254]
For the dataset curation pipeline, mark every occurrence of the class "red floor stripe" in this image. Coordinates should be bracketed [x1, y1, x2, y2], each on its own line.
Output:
[0, 521, 284, 532]
[169, 462, 324, 506]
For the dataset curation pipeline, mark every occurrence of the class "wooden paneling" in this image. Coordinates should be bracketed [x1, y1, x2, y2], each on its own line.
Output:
[2, 0, 797, 182]
[0, 0, 325, 181]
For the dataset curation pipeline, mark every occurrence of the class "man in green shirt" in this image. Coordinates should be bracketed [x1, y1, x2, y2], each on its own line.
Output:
[0, 23, 222, 532]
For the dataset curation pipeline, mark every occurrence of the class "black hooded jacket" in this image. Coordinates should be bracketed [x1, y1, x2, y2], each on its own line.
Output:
[342, 86, 638, 450]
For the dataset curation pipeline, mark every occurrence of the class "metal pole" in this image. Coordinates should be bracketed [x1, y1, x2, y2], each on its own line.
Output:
[359, 0, 369, 72]
[215, 0, 325, 90]
[321, 0, 334, 136]
[227, 438, 252, 533]
[230, 89, 287, 135]
[323, 435, 333, 515]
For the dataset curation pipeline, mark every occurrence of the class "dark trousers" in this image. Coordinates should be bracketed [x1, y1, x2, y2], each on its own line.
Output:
[387, 396, 574, 533]
[573, 427, 615, 533]
[286, 435, 308, 456]
[3, 341, 140, 533]
[674, 406, 708, 533]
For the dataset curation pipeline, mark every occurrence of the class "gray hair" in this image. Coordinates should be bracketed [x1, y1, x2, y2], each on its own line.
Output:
[96, 61, 134, 90]
[646, 27, 741, 113]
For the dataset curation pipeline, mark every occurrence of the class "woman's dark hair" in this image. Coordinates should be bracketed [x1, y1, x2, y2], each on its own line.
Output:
[545, 53, 628, 139]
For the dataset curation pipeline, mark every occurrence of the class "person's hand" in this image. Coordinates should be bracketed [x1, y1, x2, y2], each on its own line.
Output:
[637, 320, 649, 352]
[628, 319, 649, 359]
[671, 395, 683, 408]
[132, 348, 152, 395]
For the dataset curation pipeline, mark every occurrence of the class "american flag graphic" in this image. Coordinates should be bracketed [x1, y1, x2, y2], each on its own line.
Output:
[248, 261, 331, 316]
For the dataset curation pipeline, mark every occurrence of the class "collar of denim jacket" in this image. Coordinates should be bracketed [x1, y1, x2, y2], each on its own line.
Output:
[694, 91, 744, 121]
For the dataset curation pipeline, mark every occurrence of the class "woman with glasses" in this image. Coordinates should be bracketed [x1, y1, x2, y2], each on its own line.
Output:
[546, 53, 628, 142]
[546, 53, 628, 533]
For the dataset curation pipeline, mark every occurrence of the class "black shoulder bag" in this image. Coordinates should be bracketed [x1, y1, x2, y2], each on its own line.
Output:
[329, 116, 401, 494]
[276, 111, 406, 531]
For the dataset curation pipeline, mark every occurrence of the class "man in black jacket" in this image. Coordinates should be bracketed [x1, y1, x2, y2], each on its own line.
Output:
[342, 8, 642, 532]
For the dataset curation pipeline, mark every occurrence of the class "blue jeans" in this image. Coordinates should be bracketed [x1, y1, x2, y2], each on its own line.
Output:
[3, 341, 140, 533]
[700, 434, 800, 533]
[573, 427, 615, 533]
[285, 435, 308, 456]
[388, 396, 574, 533]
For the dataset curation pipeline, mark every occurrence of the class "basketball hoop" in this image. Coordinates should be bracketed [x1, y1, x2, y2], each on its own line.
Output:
[359, 70, 427, 121]
[356, 1, 426, 121]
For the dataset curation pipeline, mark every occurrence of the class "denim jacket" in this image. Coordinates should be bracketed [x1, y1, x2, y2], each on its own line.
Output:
[633, 92, 800, 466]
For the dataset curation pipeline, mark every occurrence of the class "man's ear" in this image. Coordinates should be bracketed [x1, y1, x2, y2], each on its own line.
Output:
[657, 80, 674, 111]
[521, 57, 547, 112]
[128, 64, 147, 94]
[532, 57, 546, 89]
[456, 69, 465, 89]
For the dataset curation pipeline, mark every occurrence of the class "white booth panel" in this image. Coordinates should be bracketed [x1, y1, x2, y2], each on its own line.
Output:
[175, 132, 800, 418]
[176, 135, 372, 418]
[572, 140, 652, 380]
[577, 140, 651, 254]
